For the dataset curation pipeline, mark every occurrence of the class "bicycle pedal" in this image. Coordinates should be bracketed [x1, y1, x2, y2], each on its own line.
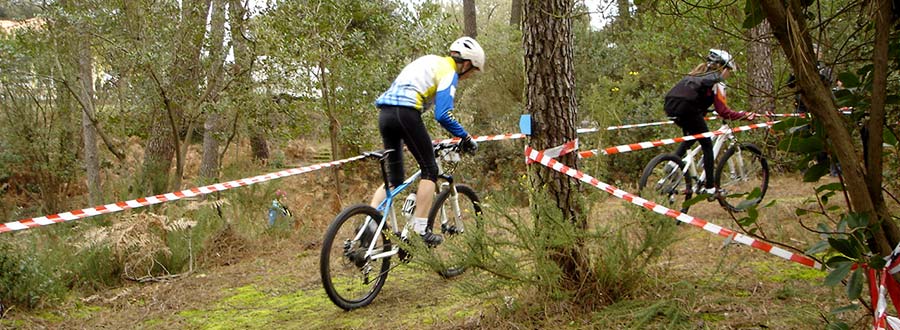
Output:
[441, 224, 461, 235]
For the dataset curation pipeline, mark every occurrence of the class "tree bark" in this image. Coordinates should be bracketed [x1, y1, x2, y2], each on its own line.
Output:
[523, 0, 593, 297]
[464, 0, 478, 38]
[747, 21, 775, 113]
[229, 0, 267, 164]
[199, 0, 228, 182]
[141, 0, 210, 193]
[868, 0, 898, 246]
[510, 0, 522, 27]
[757, 0, 896, 256]
[77, 34, 101, 205]
[318, 61, 343, 210]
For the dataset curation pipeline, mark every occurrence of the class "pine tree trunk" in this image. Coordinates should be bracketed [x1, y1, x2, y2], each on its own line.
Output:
[463, 0, 477, 38]
[523, 0, 593, 296]
[747, 21, 774, 113]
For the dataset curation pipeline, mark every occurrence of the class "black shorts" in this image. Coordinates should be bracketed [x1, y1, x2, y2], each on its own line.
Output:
[377, 105, 438, 187]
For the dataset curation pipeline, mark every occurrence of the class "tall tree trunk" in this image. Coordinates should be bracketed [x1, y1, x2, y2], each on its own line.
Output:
[868, 0, 897, 246]
[59, 0, 102, 205]
[78, 35, 101, 205]
[199, 0, 228, 182]
[141, 0, 210, 193]
[510, 0, 523, 27]
[200, 113, 221, 180]
[747, 21, 774, 113]
[463, 0, 477, 38]
[523, 0, 593, 297]
[229, 0, 266, 164]
[758, 0, 897, 256]
[249, 132, 269, 161]
[319, 61, 343, 211]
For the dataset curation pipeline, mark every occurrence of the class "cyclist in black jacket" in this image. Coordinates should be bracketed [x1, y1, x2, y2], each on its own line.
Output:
[664, 49, 760, 196]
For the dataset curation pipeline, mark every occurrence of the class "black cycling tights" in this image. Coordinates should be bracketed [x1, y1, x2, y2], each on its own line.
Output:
[673, 113, 715, 189]
[378, 105, 438, 187]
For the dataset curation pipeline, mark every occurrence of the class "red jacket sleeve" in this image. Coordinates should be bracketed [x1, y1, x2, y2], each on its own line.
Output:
[712, 83, 747, 120]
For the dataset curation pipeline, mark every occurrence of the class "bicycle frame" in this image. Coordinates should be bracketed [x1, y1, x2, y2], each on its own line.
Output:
[680, 123, 738, 191]
[358, 145, 462, 262]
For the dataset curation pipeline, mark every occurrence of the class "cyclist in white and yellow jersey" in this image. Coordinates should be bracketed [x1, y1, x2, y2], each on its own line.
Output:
[370, 37, 484, 246]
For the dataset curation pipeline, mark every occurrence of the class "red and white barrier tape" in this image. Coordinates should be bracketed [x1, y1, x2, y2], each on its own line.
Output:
[872, 243, 900, 329]
[0, 155, 366, 234]
[524, 143, 822, 269]
[577, 121, 779, 158]
[604, 116, 719, 131]
[434, 133, 527, 144]
[600, 109, 851, 132]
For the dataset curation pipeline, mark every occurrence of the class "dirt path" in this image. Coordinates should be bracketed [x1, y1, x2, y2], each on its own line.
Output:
[0, 174, 862, 329]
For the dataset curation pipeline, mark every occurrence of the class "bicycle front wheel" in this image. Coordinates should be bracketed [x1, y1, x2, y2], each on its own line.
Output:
[715, 143, 769, 212]
[320, 204, 391, 310]
[638, 153, 694, 213]
[427, 184, 482, 278]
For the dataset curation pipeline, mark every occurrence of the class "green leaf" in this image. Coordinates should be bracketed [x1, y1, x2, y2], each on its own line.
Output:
[847, 268, 863, 299]
[795, 208, 809, 216]
[826, 255, 852, 267]
[805, 240, 829, 255]
[869, 257, 887, 269]
[804, 164, 829, 182]
[683, 194, 707, 208]
[828, 237, 861, 258]
[825, 322, 850, 330]
[844, 213, 869, 230]
[824, 261, 852, 286]
[830, 305, 858, 315]
[838, 72, 860, 88]
[815, 182, 844, 193]
[742, 0, 766, 28]
[884, 129, 898, 146]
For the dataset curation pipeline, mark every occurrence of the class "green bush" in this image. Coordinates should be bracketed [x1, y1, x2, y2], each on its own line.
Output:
[0, 240, 66, 309]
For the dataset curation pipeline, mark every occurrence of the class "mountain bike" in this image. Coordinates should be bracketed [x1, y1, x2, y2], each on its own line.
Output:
[638, 118, 770, 213]
[319, 142, 482, 310]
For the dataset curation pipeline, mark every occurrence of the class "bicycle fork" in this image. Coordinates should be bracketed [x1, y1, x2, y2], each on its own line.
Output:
[436, 174, 466, 235]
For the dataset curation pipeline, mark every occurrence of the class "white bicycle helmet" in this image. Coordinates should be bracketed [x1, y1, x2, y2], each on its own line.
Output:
[449, 37, 485, 71]
[707, 49, 736, 70]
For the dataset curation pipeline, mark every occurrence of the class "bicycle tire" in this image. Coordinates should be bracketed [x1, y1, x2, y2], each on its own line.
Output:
[638, 153, 694, 213]
[426, 184, 482, 278]
[715, 143, 769, 212]
[320, 204, 391, 310]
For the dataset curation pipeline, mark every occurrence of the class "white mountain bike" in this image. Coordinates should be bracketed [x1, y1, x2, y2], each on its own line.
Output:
[638, 118, 770, 213]
[319, 143, 482, 310]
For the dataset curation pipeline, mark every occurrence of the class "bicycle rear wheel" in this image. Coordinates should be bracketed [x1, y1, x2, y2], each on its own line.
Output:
[426, 184, 482, 278]
[320, 204, 391, 310]
[639, 153, 694, 213]
[715, 143, 769, 212]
